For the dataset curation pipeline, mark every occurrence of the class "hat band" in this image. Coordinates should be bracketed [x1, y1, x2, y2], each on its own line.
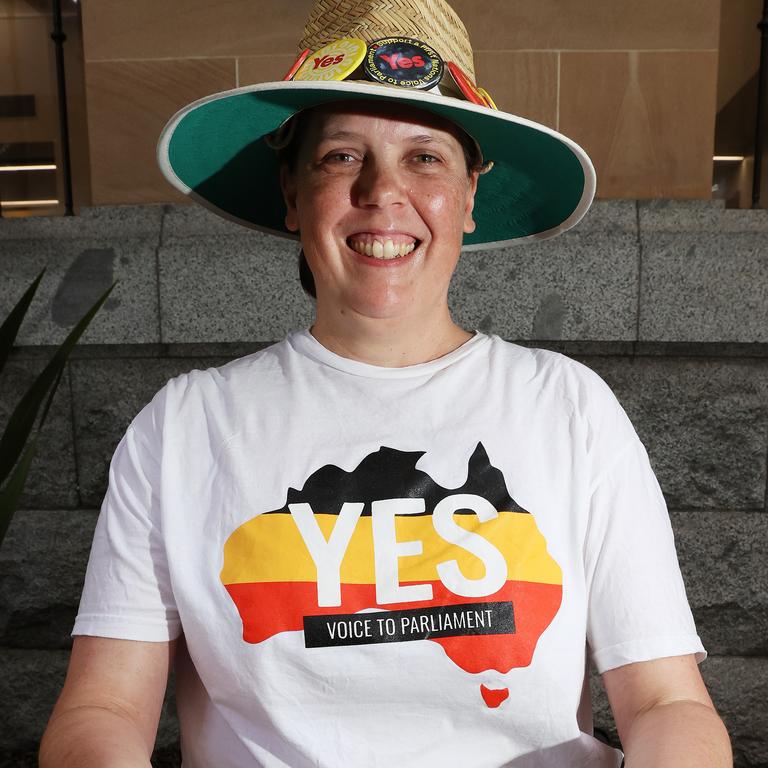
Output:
[283, 36, 497, 110]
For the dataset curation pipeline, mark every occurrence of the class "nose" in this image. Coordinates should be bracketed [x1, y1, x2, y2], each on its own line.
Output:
[354, 156, 407, 209]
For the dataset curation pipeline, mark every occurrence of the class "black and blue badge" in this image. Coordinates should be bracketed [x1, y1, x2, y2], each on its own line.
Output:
[363, 36, 443, 89]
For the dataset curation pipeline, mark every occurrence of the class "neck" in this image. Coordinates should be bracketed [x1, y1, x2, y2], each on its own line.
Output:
[310, 306, 474, 367]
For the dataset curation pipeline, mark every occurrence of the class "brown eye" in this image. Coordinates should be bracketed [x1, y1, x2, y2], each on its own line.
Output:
[324, 152, 357, 163]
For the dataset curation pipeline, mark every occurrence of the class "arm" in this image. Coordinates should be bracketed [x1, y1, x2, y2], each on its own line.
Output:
[39, 635, 177, 768]
[603, 654, 732, 768]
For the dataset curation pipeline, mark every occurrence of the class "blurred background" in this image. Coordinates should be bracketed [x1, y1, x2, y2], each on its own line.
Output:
[1, 0, 766, 215]
[1, 1, 767, 767]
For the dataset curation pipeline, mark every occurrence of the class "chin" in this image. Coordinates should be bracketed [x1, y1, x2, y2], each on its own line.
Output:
[346, 290, 413, 320]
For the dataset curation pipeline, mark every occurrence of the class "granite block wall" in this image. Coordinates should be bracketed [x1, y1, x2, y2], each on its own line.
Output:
[1, 200, 767, 767]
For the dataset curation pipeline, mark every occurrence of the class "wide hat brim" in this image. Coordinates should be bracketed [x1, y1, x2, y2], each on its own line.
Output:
[157, 80, 596, 250]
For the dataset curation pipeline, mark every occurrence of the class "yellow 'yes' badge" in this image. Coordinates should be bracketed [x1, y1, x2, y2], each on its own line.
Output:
[294, 38, 367, 81]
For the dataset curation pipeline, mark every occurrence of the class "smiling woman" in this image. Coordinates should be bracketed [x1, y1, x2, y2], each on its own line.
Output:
[273, 101, 486, 318]
[278, 102, 479, 364]
[40, 1, 731, 767]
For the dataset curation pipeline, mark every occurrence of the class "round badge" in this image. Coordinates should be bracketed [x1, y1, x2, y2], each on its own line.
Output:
[447, 61, 485, 106]
[477, 86, 498, 110]
[294, 38, 367, 81]
[364, 36, 443, 89]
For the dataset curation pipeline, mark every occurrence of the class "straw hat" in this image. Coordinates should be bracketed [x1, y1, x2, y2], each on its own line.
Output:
[157, 0, 596, 250]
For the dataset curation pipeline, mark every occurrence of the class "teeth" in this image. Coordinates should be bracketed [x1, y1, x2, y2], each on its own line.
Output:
[349, 238, 416, 260]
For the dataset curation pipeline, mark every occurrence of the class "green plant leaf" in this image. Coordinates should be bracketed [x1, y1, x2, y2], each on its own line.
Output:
[0, 267, 46, 378]
[0, 280, 117, 487]
[0, 364, 64, 547]
[37, 357, 65, 433]
[0, 436, 38, 546]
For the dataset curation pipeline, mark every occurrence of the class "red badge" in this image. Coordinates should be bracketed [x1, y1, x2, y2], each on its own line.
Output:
[364, 37, 443, 89]
[283, 49, 311, 81]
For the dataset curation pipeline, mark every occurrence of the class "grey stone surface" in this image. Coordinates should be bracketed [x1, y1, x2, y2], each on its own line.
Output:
[582, 356, 768, 510]
[0, 649, 178, 761]
[639, 199, 768, 233]
[158, 232, 314, 343]
[161, 202, 267, 240]
[160, 201, 640, 344]
[70, 357, 228, 506]
[0, 510, 98, 649]
[671, 511, 768, 656]
[0, 237, 160, 346]
[566, 199, 639, 236]
[589, 669, 618, 747]
[640, 233, 768, 342]
[0, 649, 69, 754]
[635, 341, 768, 358]
[703, 657, 768, 768]
[0, 358, 78, 509]
[0, 205, 164, 241]
[2, 202, 768, 768]
[450, 230, 639, 340]
[163, 341, 272, 358]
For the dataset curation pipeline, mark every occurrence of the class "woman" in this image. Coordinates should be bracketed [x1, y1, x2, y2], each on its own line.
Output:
[41, 1, 731, 766]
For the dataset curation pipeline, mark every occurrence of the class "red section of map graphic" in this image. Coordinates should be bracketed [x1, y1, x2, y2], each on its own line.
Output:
[480, 685, 510, 708]
[224, 579, 562, 674]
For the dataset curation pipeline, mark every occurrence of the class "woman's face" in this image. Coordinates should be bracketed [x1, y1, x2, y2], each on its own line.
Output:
[281, 101, 479, 323]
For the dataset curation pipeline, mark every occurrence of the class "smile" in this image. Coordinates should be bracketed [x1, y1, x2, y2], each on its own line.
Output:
[347, 233, 418, 260]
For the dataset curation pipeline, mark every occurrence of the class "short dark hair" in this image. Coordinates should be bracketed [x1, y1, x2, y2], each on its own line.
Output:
[272, 105, 484, 300]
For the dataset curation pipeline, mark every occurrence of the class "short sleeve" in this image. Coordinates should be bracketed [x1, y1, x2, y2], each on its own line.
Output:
[73, 385, 181, 641]
[584, 436, 706, 673]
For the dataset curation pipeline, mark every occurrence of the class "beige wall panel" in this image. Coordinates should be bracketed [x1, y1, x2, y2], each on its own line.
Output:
[473, 51, 557, 128]
[452, 0, 720, 51]
[79, 0, 721, 59]
[238, 54, 297, 86]
[86, 59, 235, 204]
[0, 15, 59, 143]
[81, 0, 314, 61]
[559, 51, 718, 198]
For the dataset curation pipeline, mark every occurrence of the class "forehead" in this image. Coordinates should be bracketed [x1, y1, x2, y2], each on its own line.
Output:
[300, 100, 467, 146]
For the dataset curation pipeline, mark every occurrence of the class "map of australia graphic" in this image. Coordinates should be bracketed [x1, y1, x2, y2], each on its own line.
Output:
[220, 443, 562, 707]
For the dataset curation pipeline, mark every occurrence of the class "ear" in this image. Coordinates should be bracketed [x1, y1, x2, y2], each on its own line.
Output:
[462, 170, 479, 235]
[280, 164, 299, 232]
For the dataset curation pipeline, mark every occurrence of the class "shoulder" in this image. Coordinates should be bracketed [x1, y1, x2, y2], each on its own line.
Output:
[485, 336, 638, 450]
[173, 336, 294, 393]
[485, 336, 620, 406]
[127, 336, 296, 441]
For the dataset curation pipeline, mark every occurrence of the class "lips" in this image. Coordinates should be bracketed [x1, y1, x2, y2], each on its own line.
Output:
[347, 232, 418, 260]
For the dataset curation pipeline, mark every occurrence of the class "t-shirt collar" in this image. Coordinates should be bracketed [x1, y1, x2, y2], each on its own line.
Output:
[288, 328, 490, 379]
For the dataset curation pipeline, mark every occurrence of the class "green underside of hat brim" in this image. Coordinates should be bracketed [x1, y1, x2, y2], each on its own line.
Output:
[162, 82, 594, 248]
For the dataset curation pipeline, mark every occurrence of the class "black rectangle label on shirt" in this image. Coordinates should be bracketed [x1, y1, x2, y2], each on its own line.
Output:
[303, 601, 515, 648]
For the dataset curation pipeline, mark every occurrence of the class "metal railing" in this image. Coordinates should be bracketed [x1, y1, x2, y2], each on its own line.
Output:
[52, 0, 74, 216]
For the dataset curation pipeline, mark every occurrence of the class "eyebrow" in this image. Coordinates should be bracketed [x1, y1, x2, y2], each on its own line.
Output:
[318, 130, 451, 146]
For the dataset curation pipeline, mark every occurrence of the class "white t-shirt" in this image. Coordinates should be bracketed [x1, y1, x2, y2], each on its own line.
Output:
[74, 330, 705, 768]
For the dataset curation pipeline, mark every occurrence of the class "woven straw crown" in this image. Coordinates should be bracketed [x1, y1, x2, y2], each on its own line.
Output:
[299, 0, 476, 84]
